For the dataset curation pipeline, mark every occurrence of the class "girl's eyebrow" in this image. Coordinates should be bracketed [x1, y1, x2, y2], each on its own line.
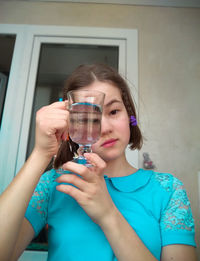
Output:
[104, 99, 122, 107]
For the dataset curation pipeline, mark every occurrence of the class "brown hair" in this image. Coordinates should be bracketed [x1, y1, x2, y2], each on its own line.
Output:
[54, 64, 143, 168]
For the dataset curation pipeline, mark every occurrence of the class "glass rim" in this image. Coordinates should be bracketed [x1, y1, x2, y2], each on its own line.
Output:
[67, 89, 105, 97]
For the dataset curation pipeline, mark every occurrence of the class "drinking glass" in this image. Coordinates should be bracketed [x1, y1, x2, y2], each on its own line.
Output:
[67, 89, 105, 166]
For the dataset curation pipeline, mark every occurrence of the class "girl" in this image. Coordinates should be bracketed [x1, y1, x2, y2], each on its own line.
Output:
[0, 64, 197, 261]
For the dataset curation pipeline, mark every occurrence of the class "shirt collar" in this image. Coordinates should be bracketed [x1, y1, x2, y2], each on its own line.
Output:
[107, 169, 153, 192]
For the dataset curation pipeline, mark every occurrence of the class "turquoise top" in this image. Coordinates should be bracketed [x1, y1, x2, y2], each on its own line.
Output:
[25, 169, 196, 260]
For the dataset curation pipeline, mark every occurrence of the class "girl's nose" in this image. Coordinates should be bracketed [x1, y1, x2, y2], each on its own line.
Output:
[101, 115, 112, 135]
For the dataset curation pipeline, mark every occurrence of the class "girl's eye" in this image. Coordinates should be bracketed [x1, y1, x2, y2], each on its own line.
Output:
[110, 109, 119, 115]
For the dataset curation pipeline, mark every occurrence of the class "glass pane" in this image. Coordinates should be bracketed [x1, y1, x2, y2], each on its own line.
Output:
[0, 34, 16, 127]
[26, 43, 119, 251]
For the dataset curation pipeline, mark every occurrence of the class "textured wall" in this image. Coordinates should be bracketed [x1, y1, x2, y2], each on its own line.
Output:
[0, 1, 200, 257]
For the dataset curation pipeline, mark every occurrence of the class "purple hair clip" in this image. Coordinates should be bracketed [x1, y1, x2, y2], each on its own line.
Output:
[130, 115, 137, 126]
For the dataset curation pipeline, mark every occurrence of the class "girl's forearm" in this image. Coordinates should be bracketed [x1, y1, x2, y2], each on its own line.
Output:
[0, 149, 51, 259]
[100, 207, 158, 261]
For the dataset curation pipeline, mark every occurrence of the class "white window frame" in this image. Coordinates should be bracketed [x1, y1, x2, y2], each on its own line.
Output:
[0, 24, 138, 260]
[0, 24, 34, 193]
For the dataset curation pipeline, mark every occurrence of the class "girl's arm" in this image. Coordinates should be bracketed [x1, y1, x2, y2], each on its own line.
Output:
[0, 101, 68, 261]
[0, 149, 51, 261]
[161, 245, 197, 261]
[100, 207, 197, 261]
[99, 205, 158, 260]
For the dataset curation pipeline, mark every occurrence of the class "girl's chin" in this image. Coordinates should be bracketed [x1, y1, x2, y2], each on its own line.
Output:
[96, 151, 121, 162]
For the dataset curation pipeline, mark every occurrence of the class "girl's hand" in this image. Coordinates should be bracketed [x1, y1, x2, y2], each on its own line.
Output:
[56, 153, 117, 226]
[34, 101, 69, 159]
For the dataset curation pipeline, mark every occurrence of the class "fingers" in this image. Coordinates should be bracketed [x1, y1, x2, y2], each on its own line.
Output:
[56, 184, 85, 203]
[64, 154, 106, 175]
[49, 101, 68, 110]
[34, 101, 70, 155]
[50, 101, 69, 139]
[55, 157, 106, 205]
[56, 155, 111, 225]
[36, 101, 69, 137]
[60, 154, 106, 182]
[61, 161, 92, 181]
[39, 102, 69, 122]
[84, 153, 106, 175]
[56, 173, 87, 191]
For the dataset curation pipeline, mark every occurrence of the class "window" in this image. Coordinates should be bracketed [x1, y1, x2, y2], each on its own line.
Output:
[0, 34, 16, 127]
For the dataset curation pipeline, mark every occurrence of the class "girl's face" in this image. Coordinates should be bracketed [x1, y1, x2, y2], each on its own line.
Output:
[81, 81, 130, 162]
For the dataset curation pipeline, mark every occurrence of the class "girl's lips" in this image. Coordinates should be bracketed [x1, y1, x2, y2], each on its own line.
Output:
[101, 139, 118, 148]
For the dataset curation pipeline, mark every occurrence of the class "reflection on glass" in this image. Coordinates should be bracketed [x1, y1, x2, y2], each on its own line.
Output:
[26, 43, 118, 251]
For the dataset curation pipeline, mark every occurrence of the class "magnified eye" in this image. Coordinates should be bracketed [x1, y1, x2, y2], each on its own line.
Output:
[93, 118, 100, 124]
[70, 118, 100, 124]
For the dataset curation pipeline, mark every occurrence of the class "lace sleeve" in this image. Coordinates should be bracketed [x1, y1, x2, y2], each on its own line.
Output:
[160, 175, 196, 246]
[25, 170, 54, 236]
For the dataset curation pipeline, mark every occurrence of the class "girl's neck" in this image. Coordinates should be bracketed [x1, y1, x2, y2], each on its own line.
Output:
[103, 154, 138, 178]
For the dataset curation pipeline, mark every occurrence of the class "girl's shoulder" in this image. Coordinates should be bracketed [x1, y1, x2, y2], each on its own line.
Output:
[135, 168, 184, 194]
[149, 170, 184, 194]
[38, 168, 59, 190]
[145, 170, 190, 212]
[40, 168, 59, 180]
